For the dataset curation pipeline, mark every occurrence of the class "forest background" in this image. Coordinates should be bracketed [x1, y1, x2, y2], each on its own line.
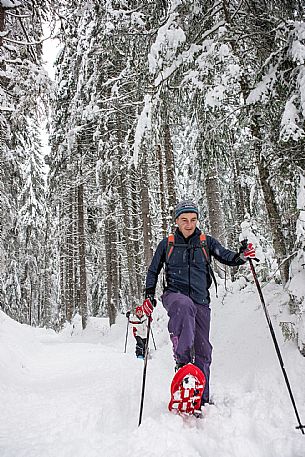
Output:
[0, 0, 305, 356]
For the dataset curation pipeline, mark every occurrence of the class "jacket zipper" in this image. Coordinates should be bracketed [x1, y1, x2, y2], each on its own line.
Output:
[188, 241, 191, 296]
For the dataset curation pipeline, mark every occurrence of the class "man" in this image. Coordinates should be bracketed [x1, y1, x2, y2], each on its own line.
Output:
[144, 199, 255, 405]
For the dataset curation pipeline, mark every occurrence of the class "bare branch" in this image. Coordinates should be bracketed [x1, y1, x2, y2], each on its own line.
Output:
[6, 11, 31, 18]
[3, 33, 51, 47]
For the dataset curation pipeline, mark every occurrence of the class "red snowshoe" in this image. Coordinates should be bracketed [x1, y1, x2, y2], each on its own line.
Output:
[168, 363, 206, 416]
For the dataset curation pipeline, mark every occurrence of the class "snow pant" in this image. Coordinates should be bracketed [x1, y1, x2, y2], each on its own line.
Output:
[162, 290, 212, 403]
[135, 336, 147, 358]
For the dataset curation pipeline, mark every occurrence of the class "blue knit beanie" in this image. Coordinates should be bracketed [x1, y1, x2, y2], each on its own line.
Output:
[175, 200, 199, 219]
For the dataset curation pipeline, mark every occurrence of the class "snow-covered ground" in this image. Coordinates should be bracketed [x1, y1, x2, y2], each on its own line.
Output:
[1, 279, 305, 457]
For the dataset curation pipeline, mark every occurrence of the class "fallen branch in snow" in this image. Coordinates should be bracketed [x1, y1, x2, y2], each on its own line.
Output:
[262, 251, 299, 288]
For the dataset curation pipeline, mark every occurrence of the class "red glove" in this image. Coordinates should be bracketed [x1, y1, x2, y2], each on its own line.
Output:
[142, 298, 154, 316]
[242, 242, 256, 259]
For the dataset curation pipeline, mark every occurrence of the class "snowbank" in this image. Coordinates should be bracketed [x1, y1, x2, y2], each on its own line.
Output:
[1, 280, 305, 457]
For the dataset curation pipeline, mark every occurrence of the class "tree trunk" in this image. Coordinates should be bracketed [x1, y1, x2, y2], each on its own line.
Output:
[257, 159, 289, 283]
[231, 137, 247, 226]
[205, 155, 226, 278]
[236, 61, 289, 284]
[0, 6, 4, 47]
[252, 116, 289, 284]
[130, 172, 142, 299]
[118, 169, 136, 304]
[141, 153, 153, 268]
[205, 156, 226, 245]
[105, 215, 118, 326]
[77, 182, 88, 330]
[60, 244, 65, 325]
[157, 144, 168, 236]
[164, 120, 176, 231]
[65, 190, 75, 322]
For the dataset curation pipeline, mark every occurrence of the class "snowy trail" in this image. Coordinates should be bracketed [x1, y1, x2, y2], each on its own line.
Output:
[1, 281, 305, 457]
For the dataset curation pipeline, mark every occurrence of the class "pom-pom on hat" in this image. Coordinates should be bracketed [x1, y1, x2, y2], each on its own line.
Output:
[175, 200, 199, 219]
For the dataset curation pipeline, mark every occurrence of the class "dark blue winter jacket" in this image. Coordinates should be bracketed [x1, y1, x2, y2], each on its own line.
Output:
[145, 228, 244, 305]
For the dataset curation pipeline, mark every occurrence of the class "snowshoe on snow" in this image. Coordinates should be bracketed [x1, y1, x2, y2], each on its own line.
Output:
[168, 363, 206, 416]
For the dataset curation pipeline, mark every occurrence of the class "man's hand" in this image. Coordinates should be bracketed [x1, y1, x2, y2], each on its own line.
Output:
[145, 293, 157, 308]
[142, 297, 154, 316]
[240, 242, 256, 259]
[126, 311, 130, 319]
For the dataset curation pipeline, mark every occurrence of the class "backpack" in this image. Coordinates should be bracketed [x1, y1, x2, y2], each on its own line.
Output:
[166, 232, 218, 295]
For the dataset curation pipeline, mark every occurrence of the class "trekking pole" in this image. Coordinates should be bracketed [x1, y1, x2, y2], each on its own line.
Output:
[150, 327, 157, 351]
[138, 315, 152, 426]
[241, 239, 305, 435]
[124, 314, 129, 353]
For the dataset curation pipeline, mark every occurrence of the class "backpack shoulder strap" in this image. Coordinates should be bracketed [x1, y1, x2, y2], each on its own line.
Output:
[199, 233, 210, 263]
[167, 233, 209, 262]
[166, 233, 175, 262]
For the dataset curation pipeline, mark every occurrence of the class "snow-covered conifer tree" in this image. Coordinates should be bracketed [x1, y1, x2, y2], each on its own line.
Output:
[0, 0, 50, 323]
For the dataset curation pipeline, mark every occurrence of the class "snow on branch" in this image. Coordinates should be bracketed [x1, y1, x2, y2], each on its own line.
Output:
[280, 96, 305, 142]
[0, 106, 14, 112]
[151, 20, 225, 88]
[246, 66, 277, 105]
[153, 43, 201, 87]
[297, 174, 305, 209]
[290, 21, 305, 65]
[148, 12, 186, 75]
[297, 67, 305, 118]
[0, 0, 20, 8]
[296, 173, 305, 270]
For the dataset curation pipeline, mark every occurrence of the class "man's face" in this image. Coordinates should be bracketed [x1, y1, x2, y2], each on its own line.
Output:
[176, 212, 198, 238]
